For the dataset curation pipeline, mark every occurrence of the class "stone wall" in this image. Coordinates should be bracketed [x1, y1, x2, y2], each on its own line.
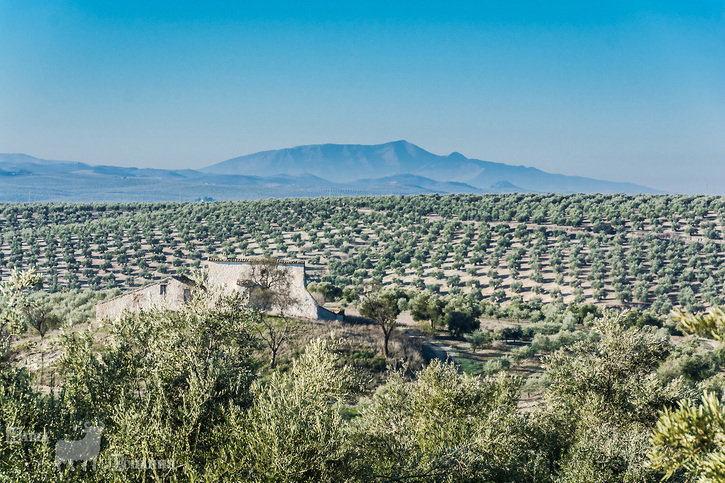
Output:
[96, 260, 339, 322]
[96, 276, 193, 321]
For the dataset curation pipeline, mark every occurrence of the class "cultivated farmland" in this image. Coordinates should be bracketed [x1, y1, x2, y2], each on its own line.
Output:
[1, 193, 724, 313]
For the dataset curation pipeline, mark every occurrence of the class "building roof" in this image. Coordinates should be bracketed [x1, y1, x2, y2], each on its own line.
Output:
[169, 274, 197, 286]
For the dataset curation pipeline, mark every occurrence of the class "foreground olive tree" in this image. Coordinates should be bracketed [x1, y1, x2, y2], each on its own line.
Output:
[672, 307, 725, 342]
[1, 288, 259, 482]
[350, 361, 540, 482]
[542, 314, 690, 483]
[646, 309, 725, 481]
[649, 392, 725, 482]
[228, 338, 356, 482]
[0, 269, 53, 481]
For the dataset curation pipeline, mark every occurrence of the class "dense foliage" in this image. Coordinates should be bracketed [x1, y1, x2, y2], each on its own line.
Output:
[2, 282, 724, 481]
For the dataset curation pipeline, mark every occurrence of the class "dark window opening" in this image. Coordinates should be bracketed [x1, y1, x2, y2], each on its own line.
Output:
[160, 284, 167, 295]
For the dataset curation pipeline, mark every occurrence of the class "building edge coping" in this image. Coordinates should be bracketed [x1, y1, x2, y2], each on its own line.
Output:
[207, 257, 304, 265]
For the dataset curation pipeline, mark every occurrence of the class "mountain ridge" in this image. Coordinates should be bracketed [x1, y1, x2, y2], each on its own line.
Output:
[0, 142, 661, 202]
[202, 140, 657, 194]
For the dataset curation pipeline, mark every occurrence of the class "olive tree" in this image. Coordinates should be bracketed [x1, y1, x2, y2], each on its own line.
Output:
[649, 392, 725, 481]
[359, 287, 402, 359]
[541, 314, 690, 482]
[350, 360, 540, 482]
[410, 292, 445, 329]
[1, 268, 44, 377]
[238, 257, 299, 368]
[233, 338, 355, 482]
[55, 289, 258, 480]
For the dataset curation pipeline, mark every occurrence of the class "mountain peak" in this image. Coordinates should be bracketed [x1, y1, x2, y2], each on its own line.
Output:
[201, 141, 439, 182]
[447, 151, 467, 162]
[201, 142, 659, 194]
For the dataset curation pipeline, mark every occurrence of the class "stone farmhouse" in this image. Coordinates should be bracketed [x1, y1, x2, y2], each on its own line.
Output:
[96, 257, 341, 321]
[207, 257, 341, 320]
[96, 275, 196, 321]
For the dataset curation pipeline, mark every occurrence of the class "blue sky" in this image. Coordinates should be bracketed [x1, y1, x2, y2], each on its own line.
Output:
[1, 1, 723, 193]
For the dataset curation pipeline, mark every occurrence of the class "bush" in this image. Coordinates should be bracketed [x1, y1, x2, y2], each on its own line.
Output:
[658, 341, 720, 386]
[529, 330, 589, 354]
[446, 311, 480, 337]
[512, 345, 536, 360]
[698, 373, 725, 400]
[482, 355, 512, 375]
[621, 310, 663, 330]
[529, 322, 564, 336]
[468, 330, 493, 352]
[493, 325, 524, 341]
[307, 281, 343, 302]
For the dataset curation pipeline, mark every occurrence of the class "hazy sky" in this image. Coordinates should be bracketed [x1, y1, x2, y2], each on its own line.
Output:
[1, 1, 723, 193]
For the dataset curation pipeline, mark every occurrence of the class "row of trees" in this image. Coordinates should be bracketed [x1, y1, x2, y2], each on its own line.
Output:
[3, 193, 725, 232]
[1, 194, 725, 311]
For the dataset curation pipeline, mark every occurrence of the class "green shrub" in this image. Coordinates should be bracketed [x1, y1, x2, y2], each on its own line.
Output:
[468, 330, 493, 352]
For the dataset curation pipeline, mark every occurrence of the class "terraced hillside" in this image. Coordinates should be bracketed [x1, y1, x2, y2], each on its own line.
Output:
[1, 194, 724, 313]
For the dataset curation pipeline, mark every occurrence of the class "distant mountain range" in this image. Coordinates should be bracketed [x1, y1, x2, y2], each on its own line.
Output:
[0, 142, 660, 202]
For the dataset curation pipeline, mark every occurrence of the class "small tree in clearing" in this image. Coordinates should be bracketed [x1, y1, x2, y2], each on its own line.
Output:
[360, 287, 401, 359]
[22, 304, 60, 385]
[238, 257, 298, 368]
